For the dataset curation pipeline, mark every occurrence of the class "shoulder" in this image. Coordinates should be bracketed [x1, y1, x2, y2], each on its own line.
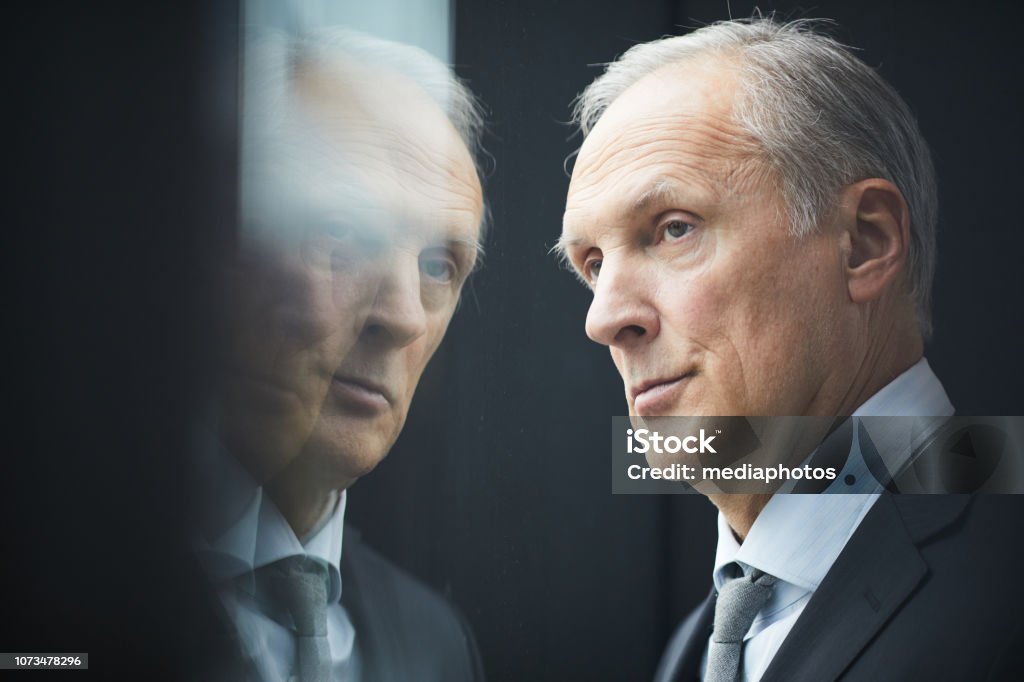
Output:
[343, 527, 465, 628]
[342, 525, 483, 682]
[839, 495, 1024, 678]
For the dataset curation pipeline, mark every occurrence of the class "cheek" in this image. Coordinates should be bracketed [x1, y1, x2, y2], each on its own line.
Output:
[333, 266, 384, 313]
[662, 242, 828, 407]
[665, 278, 723, 329]
[719, 243, 842, 409]
[658, 257, 744, 349]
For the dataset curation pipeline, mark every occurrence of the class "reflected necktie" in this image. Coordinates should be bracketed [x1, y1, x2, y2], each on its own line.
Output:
[706, 566, 778, 682]
[261, 557, 331, 682]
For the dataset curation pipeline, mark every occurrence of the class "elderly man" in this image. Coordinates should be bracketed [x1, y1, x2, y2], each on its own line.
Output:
[559, 18, 1023, 682]
[194, 28, 485, 681]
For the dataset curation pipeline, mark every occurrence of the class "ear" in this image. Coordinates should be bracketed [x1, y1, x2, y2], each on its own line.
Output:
[839, 178, 911, 304]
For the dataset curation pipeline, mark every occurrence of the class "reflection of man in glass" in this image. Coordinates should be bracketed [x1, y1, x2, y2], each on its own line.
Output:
[197, 28, 485, 681]
[560, 18, 1023, 682]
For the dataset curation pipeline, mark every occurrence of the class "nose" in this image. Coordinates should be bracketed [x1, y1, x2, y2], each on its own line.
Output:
[584, 257, 659, 349]
[361, 253, 428, 349]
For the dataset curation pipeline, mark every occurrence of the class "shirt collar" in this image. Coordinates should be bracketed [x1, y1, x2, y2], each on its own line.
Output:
[713, 494, 876, 592]
[301, 490, 347, 603]
[833, 357, 955, 494]
[194, 485, 262, 581]
[253, 490, 347, 604]
[191, 427, 262, 581]
[852, 358, 953, 418]
[712, 357, 953, 591]
[197, 483, 348, 606]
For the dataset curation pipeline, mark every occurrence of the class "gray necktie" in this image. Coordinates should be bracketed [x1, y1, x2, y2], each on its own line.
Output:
[262, 557, 331, 682]
[706, 566, 778, 682]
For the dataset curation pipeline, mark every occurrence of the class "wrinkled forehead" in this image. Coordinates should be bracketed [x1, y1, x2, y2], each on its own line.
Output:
[566, 58, 761, 218]
[242, 60, 483, 249]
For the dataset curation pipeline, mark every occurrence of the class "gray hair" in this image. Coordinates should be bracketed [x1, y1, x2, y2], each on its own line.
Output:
[572, 18, 937, 338]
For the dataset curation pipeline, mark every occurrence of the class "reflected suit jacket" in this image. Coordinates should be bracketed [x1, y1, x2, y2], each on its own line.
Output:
[653, 495, 1024, 682]
[340, 526, 484, 682]
[187, 524, 484, 682]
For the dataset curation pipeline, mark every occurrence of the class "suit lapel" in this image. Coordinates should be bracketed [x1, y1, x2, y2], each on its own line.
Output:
[760, 494, 969, 681]
[341, 527, 403, 681]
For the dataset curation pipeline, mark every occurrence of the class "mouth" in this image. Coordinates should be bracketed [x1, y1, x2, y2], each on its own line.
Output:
[630, 372, 696, 416]
[330, 374, 391, 414]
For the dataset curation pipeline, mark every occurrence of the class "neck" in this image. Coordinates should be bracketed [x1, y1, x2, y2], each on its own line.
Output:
[708, 493, 771, 541]
[825, 304, 924, 418]
[265, 457, 353, 539]
[711, 322, 924, 541]
[266, 485, 336, 539]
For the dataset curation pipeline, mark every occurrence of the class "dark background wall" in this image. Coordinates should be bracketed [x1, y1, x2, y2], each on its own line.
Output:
[5, 1, 1022, 680]
[5, 1, 238, 678]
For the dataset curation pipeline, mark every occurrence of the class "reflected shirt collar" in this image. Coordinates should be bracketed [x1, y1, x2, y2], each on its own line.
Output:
[197, 483, 348, 605]
[253, 489, 347, 604]
[191, 428, 262, 581]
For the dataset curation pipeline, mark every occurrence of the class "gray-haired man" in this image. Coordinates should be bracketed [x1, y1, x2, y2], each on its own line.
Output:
[195, 28, 486, 681]
[559, 18, 1023, 681]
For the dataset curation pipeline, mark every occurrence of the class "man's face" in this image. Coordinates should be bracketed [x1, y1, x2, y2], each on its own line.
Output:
[220, 221, 381, 483]
[295, 65, 484, 483]
[562, 59, 851, 418]
[223, 64, 482, 488]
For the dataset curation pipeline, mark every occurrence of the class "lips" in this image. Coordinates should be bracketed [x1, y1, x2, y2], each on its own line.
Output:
[630, 372, 695, 416]
[330, 374, 392, 413]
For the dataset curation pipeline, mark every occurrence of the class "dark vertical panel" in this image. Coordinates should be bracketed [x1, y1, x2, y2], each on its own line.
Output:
[3, 1, 237, 677]
[448, 3, 679, 677]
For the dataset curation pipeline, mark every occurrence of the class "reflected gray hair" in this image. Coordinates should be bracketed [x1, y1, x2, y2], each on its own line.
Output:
[572, 18, 937, 338]
[242, 26, 490, 243]
[246, 26, 485, 175]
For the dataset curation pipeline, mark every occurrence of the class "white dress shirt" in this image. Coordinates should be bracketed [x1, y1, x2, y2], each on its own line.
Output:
[700, 358, 955, 681]
[194, 450, 358, 682]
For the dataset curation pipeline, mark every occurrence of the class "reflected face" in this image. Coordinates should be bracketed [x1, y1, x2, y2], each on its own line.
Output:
[295, 65, 484, 483]
[223, 63, 482, 487]
[222, 173, 381, 483]
[562, 59, 849, 418]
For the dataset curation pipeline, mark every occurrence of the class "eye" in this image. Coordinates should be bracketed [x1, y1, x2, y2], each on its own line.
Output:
[327, 231, 386, 272]
[419, 249, 457, 283]
[663, 219, 696, 242]
[583, 257, 602, 285]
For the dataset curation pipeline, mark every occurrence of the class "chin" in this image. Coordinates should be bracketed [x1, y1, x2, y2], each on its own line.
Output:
[302, 448, 380, 491]
[330, 435, 394, 478]
[645, 450, 703, 471]
[299, 424, 392, 486]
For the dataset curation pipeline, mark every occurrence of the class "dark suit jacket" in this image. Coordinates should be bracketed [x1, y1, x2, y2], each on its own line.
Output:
[341, 526, 484, 682]
[185, 524, 483, 681]
[654, 495, 1024, 681]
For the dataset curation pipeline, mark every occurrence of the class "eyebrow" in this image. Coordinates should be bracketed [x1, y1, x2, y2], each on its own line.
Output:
[550, 233, 580, 268]
[453, 236, 484, 256]
[553, 178, 688, 264]
[446, 235, 486, 272]
[631, 179, 683, 215]
[448, 235, 483, 250]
